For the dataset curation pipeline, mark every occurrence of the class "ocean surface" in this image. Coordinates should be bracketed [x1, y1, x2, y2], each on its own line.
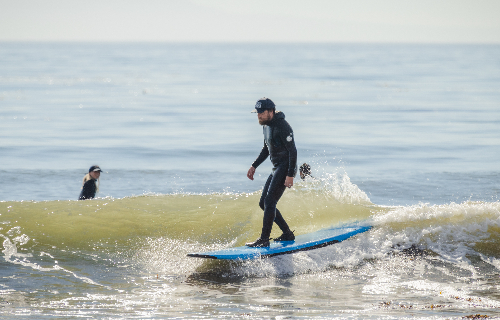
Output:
[1, 42, 499, 319]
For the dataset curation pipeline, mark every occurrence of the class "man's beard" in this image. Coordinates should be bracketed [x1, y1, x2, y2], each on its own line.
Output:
[258, 114, 272, 125]
[259, 118, 271, 125]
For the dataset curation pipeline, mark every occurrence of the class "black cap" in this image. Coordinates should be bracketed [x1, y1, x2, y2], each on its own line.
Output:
[252, 97, 275, 113]
[89, 165, 102, 173]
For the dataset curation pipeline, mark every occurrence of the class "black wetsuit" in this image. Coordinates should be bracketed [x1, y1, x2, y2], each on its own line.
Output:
[252, 111, 298, 240]
[79, 179, 97, 200]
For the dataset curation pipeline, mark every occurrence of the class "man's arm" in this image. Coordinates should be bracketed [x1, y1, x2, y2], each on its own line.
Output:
[248, 144, 269, 180]
[250, 144, 269, 172]
[277, 123, 297, 187]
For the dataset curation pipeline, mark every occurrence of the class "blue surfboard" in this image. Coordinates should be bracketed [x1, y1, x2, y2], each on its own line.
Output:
[187, 223, 372, 260]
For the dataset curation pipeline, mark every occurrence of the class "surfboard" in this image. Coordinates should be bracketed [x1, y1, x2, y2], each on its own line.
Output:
[187, 223, 372, 260]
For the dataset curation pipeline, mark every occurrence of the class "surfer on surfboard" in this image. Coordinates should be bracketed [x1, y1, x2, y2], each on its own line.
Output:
[246, 97, 298, 247]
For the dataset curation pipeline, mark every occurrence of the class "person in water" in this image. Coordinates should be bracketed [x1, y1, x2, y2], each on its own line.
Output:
[246, 97, 297, 247]
[78, 165, 102, 200]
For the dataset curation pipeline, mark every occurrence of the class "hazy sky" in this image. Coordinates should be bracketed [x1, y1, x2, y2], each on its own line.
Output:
[1, 0, 499, 43]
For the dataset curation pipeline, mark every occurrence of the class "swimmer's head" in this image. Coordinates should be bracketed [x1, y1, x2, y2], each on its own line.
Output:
[89, 165, 102, 173]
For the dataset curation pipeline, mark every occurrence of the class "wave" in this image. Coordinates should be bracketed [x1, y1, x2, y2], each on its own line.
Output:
[372, 201, 500, 264]
[1, 173, 499, 280]
[0, 171, 371, 245]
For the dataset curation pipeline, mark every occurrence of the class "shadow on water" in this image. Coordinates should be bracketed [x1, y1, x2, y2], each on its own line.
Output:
[186, 255, 298, 287]
[186, 259, 248, 285]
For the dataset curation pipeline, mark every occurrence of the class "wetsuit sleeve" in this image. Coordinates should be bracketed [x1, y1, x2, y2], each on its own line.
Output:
[251, 143, 269, 169]
[79, 179, 96, 200]
[277, 124, 298, 177]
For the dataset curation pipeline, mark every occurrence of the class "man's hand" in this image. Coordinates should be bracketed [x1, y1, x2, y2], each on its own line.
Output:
[247, 166, 256, 180]
[284, 176, 294, 188]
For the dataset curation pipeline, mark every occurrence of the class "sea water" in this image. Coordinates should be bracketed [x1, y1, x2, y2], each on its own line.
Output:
[0, 43, 499, 319]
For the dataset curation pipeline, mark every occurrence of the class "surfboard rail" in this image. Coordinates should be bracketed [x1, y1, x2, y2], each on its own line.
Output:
[188, 224, 372, 260]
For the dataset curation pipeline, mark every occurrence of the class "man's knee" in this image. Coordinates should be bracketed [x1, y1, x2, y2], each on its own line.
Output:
[263, 195, 278, 209]
[259, 199, 265, 210]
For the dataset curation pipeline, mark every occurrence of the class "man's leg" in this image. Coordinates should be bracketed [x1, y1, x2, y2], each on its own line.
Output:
[259, 164, 290, 239]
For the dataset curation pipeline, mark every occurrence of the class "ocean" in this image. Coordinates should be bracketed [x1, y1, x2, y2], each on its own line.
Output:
[0, 42, 499, 319]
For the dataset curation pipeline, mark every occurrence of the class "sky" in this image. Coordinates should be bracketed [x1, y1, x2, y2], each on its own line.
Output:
[1, 0, 499, 43]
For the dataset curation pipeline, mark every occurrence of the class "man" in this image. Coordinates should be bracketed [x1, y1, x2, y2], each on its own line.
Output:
[246, 97, 297, 247]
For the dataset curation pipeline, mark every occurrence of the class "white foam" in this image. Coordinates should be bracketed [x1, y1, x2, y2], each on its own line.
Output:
[225, 201, 500, 278]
